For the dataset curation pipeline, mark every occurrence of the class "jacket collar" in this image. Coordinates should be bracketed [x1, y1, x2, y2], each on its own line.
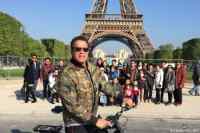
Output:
[70, 59, 87, 71]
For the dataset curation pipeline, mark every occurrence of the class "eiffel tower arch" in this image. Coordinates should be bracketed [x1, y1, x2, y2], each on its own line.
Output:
[81, 0, 154, 58]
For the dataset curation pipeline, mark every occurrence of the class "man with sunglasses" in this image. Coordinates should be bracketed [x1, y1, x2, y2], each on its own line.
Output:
[56, 36, 132, 133]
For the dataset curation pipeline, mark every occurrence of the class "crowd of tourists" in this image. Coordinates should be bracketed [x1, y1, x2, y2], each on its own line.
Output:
[95, 58, 187, 107]
[23, 53, 199, 107]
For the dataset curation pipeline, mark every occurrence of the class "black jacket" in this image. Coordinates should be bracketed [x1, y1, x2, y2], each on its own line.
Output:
[24, 61, 40, 84]
[193, 63, 200, 85]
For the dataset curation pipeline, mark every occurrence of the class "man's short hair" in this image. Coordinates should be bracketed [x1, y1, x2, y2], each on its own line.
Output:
[31, 53, 37, 58]
[44, 57, 51, 61]
[70, 35, 89, 49]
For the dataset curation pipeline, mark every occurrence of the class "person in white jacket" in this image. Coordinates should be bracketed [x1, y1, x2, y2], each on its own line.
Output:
[155, 65, 164, 104]
[48, 69, 59, 103]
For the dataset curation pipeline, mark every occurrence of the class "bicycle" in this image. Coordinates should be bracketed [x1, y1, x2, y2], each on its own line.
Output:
[33, 105, 131, 133]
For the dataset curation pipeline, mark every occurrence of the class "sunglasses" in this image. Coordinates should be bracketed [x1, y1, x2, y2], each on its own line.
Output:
[72, 47, 89, 52]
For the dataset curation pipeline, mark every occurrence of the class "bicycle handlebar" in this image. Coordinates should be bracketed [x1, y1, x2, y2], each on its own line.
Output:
[98, 105, 131, 133]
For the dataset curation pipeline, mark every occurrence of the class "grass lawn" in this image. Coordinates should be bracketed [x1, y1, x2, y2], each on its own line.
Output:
[0, 68, 24, 78]
[0, 68, 193, 82]
[186, 71, 192, 81]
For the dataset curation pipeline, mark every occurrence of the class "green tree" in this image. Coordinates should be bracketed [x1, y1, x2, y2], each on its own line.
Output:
[53, 40, 71, 59]
[182, 38, 200, 60]
[173, 47, 182, 59]
[0, 11, 49, 57]
[153, 50, 161, 59]
[24, 36, 49, 57]
[41, 39, 71, 59]
[41, 39, 55, 57]
[154, 44, 174, 59]
[145, 52, 154, 59]
[0, 12, 23, 56]
[64, 44, 71, 60]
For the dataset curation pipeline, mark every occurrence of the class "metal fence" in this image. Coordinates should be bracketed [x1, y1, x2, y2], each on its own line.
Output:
[0, 55, 64, 79]
[0, 55, 196, 67]
[0, 55, 63, 68]
[0, 55, 196, 78]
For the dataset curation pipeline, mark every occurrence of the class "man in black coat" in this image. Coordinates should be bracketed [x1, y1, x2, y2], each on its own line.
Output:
[24, 53, 40, 103]
[189, 61, 200, 96]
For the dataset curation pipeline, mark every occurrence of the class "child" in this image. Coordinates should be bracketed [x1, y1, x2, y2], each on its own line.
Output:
[48, 69, 59, 104]
[122, 79, 134, 107]
[132, 81, 139, 106]
[112, 78, 122, 105]
[99, 92, 107, 106]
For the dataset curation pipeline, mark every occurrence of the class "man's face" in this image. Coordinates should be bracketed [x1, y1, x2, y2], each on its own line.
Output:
[45, 59, 51, 65]
[59, 60, 64, 66]
[72, 40, 89, 64]
[113, 78, 118, 84]
[131, 62, 136, 68]
[112, 60, 117, 66]
[126, 79, 130, 85]
[162, 62, 167, 68]
[176, 63, 181, 69]
[32, 56, 37, 62]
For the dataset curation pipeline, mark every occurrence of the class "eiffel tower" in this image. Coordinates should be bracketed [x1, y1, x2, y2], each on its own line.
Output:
[82, 0, 154, 58]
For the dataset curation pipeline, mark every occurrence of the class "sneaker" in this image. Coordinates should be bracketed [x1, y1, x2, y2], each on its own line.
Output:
[32, 100, 37, 103]
[155, 101, 160, 104]
[165, 101, 172, 106]
[188, 90, 193, 95]
[50, 100, 55, 104]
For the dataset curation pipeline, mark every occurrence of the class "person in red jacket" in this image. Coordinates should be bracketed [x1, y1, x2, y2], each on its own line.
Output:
[175, 63, 186, 105]
[40, 57, 54, 99]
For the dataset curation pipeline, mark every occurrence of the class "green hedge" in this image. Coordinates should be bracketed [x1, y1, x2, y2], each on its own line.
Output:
[0, 69, 24, 77]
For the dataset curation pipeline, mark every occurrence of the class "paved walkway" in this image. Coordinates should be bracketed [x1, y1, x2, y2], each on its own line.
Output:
[0, 79, 200, 120]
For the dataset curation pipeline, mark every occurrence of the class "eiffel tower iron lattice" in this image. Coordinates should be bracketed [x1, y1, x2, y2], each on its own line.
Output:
[82, 0, 154, 58]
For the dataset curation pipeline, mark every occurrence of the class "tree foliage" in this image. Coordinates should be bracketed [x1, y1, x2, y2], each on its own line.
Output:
[52, 40, 71, 60]
[173, 47, 182, 59]
[0, 12, 23, 56]
[182, 38, 200, 60]
[41, 39, 71, 59]
[24, 35, 49, 57]
[154, 43, 174, 59]
[0, 11, 71, 59]
[0, 12, 50, 57]
[145, 52, 154, 59]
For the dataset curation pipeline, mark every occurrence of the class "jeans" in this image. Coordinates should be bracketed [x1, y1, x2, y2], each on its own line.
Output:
[25, 83, 37, 102]
[43, 79, 49, 98]
[190, 85, 200, 95]
[156, 88, 161, 103]
[133, 95, 138, 105]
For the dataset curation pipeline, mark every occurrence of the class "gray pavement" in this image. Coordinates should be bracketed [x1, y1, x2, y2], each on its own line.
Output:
[0, 79, 200, 120]
[1, 114, 200, 133]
